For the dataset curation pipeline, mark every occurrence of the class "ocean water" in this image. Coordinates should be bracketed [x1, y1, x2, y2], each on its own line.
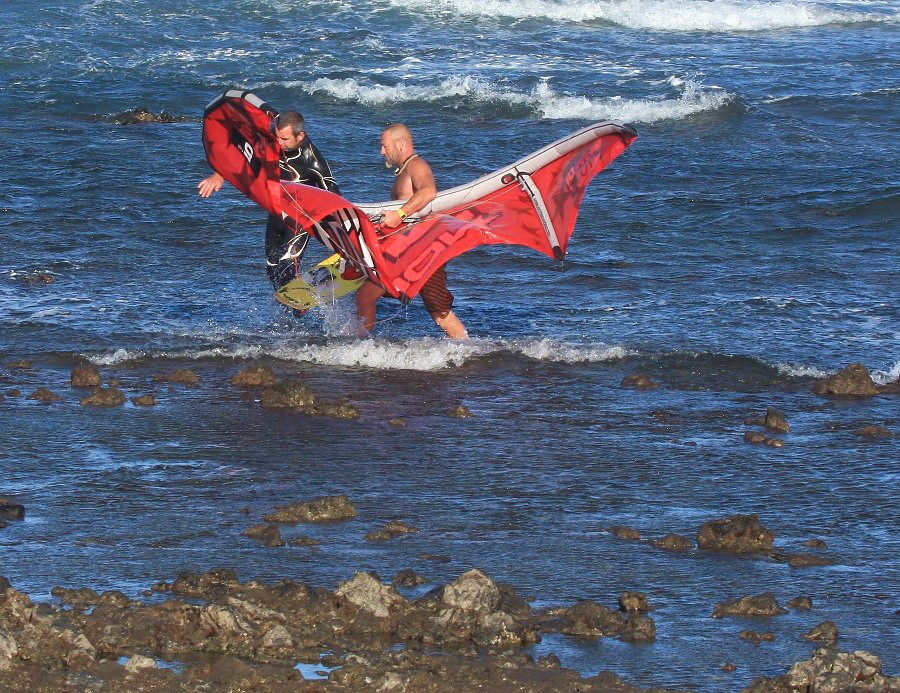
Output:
[1, 0, 898, 689]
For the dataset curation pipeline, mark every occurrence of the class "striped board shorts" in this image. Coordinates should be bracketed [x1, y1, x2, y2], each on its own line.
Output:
[418, 264, 454, 317]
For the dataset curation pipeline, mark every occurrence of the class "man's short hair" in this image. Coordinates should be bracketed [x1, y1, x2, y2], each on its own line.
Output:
[275, 110, 306, 136]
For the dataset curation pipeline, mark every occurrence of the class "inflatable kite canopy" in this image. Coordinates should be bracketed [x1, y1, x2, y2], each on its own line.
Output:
[202, 88, 637, 302]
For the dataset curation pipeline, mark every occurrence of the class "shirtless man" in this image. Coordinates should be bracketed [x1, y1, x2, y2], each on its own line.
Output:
[355, 123, 468, 339]
[198, 110, 339, 288]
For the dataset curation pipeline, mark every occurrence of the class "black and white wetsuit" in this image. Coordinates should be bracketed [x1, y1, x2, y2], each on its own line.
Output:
[265, 137, 340, 288]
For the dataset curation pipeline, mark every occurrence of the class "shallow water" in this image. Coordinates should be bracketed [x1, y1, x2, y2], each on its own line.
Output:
[1, 0, 898, 689]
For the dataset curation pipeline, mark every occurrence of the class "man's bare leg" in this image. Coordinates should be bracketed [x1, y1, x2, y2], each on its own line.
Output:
[432, 310, 468, 339]
[355, 280, 384, 335]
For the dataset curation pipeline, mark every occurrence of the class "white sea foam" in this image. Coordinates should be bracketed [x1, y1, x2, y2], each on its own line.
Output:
[773, 359, 900, 384]
[393, 0, 892, 31]
[83, 337, 629, 372]
[304, 75, 507, 107]
[872, 360, 900, 386]
[773, 361, 831, 378]
[301, 75, 734, 123]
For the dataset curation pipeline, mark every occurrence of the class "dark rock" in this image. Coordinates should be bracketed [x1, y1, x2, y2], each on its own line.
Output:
[610, 525, 641, 540]
[744, 431, 768, 444]
[287, 535, 320, 547]
[558, 600, 626, 639]
[365, 520, 420, 542]
[79, 387, 126, 406]
[697, 514, 775, 554]
[112, 107, 193, 125]
[264, 494, 357, 523]
[260, 380, 358, 418]
[51, 586, 101, 609]
[536, 653, 561, 670]
[131, 394, 157, 406]
[788, 596, 813, 610]
[153, 369, 199, 385]
[803, 538, 827, 549]
[740, 630, 776, 644]
[0, 499, 25, 520]
[448, 405, 474, 418]
[26, 387, 63, 403]
[763, 407, 790, 433]
[22, 272, 54, 284]
[812, 363, 878, 397]
[71, 366, 102, 388]
[651, 533, 693, 551]
[242, 523, 285, 547]
[618, 591, 652, 613]
[170, 567, 240, 598]
[392, 569, 427, 588]
[743, 647, 895, 693]
[787, 553, 834, 567]
[712, 593, 788, 619]
[803, 620, 839, 645]
[230, 366, 276, 388]
[419, 553, 451, 563]
[621, 373, 658, 390]
[620, 613, 656, 642]
[853, 425, 892, 438]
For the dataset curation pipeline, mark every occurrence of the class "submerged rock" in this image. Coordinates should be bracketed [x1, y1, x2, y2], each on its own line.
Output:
[697, 514, 775, 554]
[70, 366, 101, 388]
[853, 425, 892, 438]
[651, 533, 693, 551]
[230, 366, 276, 388]
[610, 525, 642, 540]
[365, 520, 420, 542]
[130, 394, 157, 406]
[241, 523, 284, 548]
[111, 107, 194, 124]
[26, 387, 63, 403]
[812, 363, 878, 397]
[152, 369, 199, 386]
[763, 406, 790, 433]
[712, 592, 788, 619]
[621, 373, 659, 389]
[260, 380, 358, 418]
[264, 494, 357, 524]
[80, 387, 126, 407]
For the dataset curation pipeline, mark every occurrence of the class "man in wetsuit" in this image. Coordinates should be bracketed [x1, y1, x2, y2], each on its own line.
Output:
[197, 110, 340, 288]
[355, 123, 468, 339]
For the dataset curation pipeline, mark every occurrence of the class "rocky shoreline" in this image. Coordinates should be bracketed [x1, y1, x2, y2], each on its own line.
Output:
[1, 562, 897, 692]
[2, 360, 897, 691]
[2, 491, 898, 692]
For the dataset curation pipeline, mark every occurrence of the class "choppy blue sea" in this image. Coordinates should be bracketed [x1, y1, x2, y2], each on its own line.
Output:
[1, 0, 898, 689]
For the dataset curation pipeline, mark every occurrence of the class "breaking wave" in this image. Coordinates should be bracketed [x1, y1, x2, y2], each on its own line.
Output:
[301, 75, 735, 123]
[391, 0, 895, 32]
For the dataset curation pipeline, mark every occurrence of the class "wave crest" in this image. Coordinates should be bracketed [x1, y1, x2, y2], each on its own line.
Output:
[302, 75, 735, 123]
[392, 0, 893, 32]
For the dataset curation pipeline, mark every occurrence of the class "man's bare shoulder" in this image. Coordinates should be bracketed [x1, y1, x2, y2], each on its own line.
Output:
[407, 155, 436, 188]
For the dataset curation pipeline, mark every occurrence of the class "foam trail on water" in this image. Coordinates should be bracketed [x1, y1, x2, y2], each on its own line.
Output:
[83, 337, 631, 372]
[301, 75, 735, 123]
[392, 0, 893, 31]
